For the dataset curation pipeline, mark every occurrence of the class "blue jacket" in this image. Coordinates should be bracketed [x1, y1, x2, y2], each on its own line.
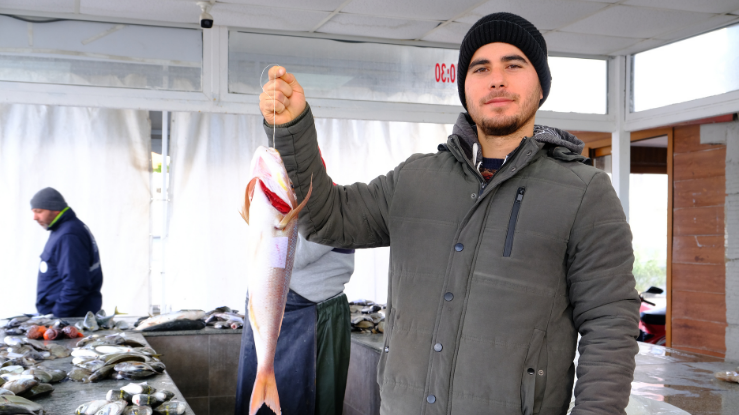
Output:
[36, 208, 103, 317]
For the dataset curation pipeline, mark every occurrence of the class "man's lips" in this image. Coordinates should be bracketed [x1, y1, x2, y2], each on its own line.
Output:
[485, 97, 515, 106]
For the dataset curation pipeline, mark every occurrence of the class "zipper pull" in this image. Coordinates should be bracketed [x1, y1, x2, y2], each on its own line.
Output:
[516, 188, 525, 201]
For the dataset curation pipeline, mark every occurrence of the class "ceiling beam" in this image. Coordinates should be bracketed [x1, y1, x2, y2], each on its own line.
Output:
[309, 0, 353, 33]
[414, 0, 488, 42]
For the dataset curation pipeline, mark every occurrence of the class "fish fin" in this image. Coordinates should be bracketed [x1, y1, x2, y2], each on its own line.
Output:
[247, 300, 261, 339]
[277, 175, 313, 229]
[249, 368, 280, 415]
[240, 177, 259, 225]
[114, 306, 127, 316]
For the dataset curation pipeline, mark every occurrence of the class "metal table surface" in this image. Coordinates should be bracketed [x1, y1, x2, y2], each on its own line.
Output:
[1, 326, 195, 415]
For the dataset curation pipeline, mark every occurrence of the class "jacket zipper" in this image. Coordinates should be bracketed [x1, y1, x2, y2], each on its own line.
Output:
[503, 187, 526, 257]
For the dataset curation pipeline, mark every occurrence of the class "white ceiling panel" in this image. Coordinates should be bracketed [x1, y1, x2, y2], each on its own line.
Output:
[624, 0, 739, 14]
[655, 14, 739, 41]
[81, 0, 198, 23]
[421, 21, 473, 44]
[217, 0, 347, 13]
[458, 0, 609, 31]
[561, 5, 714, 39]
[607, 38, 667, 56]
[317, 14, 439, 40]
[341, 0, 482, 21]
[0, 0, 75, 14]
[210, 3, 330, 32]
[544, 31, 640, 55]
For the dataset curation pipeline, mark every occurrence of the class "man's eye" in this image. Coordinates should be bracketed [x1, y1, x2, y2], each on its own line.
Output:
[508, 64, 522, 69]
[474, 67, 487, 73]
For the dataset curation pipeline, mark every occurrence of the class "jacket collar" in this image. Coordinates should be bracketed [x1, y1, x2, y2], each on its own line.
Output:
[447, 112, 585, 165]
[48, 207, 75, 231]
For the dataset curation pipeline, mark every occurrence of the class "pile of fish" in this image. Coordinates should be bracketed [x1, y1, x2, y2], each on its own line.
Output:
[1, 335, 72, 364]
[204, 308, 244, 330]
[78, 309, 129, 332]
[349, 300, 386, 334]
[68, 333, 165, 383]
[1, 308, 127, 337]
[133, 306, 244, 332]
[0, 363, 65, 400]
[75, 382, 187, 415]
[0, 395, 45, 414]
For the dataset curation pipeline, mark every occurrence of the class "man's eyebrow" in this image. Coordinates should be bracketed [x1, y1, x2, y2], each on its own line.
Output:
[468, 58, 490, 69]
[501, 54, 529, 64]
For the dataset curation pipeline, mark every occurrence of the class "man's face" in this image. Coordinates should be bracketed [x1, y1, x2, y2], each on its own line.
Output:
[464, 42, 543, 137]
[32, 208, 58, 229]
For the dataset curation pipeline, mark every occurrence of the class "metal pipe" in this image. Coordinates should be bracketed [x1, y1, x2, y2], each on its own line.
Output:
[161, 110, 169, 314]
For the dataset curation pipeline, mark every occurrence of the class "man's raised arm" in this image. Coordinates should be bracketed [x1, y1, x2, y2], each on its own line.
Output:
[258, 66, 398, 249]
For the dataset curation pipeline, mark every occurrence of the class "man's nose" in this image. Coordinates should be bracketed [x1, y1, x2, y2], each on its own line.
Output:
[488, 68, 506, 89]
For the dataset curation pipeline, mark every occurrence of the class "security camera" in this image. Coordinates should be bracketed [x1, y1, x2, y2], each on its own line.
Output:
[197, 2, 214, 29]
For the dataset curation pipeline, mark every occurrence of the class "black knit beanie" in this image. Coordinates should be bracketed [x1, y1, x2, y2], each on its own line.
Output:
[457, 12, 551, 109]
[30, 187, 68, 211]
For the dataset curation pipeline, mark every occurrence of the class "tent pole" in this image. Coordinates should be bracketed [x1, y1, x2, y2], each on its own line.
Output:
[161, 110, 169, 314]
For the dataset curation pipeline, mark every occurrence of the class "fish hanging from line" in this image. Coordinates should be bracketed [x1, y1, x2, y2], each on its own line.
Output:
[241, 146, 312, 415]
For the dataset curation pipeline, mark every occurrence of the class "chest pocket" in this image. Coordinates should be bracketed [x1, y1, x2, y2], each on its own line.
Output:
[39, 250, 56, 277]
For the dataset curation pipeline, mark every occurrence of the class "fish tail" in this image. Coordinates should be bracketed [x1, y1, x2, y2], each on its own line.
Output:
[114, 306, 127, 316]
[240, 177, 259, 225]
[277, 175, 313, 229]
[249, 368, 280, 415]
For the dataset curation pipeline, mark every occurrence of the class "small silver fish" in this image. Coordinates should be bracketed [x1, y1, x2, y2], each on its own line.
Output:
[75, 400, 109, 415]
[122, 406, 153, 415]
[153, 401, 186, 415]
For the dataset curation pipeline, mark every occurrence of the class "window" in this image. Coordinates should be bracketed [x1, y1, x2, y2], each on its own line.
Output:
[229, 31, 460, 105]
[0, 16, 202, 91]
[633, 22, 739, 112]
[539, 57, 607, 114]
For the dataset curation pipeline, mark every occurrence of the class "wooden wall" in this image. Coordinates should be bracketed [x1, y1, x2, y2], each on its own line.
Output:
[670, 124, 727, 357]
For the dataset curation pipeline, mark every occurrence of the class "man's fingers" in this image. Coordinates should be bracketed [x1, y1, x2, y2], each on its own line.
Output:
[259, 92, 286, 114]
[268, 65, 286, 81]
[262, 78, 294, 99]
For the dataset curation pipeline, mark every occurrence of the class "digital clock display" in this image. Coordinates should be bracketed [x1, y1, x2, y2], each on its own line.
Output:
[435, 63, 456, 83]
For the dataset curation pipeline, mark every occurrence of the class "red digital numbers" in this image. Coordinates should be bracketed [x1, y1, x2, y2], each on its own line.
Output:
[435, 63, 456, 83]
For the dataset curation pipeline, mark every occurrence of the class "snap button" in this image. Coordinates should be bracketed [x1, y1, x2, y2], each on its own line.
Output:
[454, 243, 464, 252]
[538, 369, 544, 376]
[434, 343, 442, 352]
[384, 346, 389, 353]
[444, 292, 453, 301]
[511, 167, 517, 172]
[526, 151, 532, 156]
[427, 395, 436, 404]
[527, 368, 535, 375]
[471, 193, 476, 199]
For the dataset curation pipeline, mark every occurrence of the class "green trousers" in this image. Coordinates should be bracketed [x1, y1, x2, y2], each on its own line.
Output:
[316, 293, 352, 415]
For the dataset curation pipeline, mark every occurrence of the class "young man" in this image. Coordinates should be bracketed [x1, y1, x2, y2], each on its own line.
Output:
[31, 187, 103, 317]
[258, 12, 639, 415]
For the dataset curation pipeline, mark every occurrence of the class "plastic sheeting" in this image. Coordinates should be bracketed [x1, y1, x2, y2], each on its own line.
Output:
[166, 111, 452, 310]
[0, 104, 151, 317]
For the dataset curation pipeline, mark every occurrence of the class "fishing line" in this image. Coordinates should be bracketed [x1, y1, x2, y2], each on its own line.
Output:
[259, 64, 280, 148]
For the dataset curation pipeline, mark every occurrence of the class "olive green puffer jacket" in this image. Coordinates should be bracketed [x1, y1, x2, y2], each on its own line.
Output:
[266, 106, 640, 415]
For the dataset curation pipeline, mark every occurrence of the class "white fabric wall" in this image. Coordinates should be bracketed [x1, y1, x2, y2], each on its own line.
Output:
[0, 104, 151, 317]
[167, 111, 451, 310]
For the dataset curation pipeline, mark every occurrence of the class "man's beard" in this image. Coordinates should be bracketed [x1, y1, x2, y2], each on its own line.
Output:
[468, 87, 540, 137]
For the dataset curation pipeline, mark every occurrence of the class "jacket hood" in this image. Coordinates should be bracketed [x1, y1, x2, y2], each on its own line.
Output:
[450, 112, 585, 162]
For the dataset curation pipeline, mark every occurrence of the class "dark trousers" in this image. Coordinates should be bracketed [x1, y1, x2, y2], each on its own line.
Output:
[235, 290, 351, 415]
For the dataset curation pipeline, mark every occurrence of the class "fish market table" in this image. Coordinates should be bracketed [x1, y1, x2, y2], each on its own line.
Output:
[1, 326, 195, 415]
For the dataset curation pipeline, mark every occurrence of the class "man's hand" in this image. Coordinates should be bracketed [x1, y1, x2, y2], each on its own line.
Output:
[259, 66, 306, 125]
